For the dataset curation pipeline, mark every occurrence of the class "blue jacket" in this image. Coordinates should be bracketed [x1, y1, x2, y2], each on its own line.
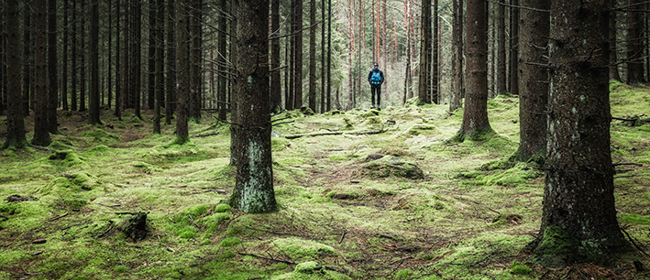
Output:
[368, 68, 384, 85]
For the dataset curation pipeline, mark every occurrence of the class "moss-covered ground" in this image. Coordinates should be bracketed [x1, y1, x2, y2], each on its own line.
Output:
[1, 81, 650, 279]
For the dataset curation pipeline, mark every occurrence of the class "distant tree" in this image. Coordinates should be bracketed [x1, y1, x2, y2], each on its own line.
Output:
[80, 0, 87, 112]
[217, 0, 228, 120]
[63, 0, 69, 111]
[320, 0, 325, 113]
[148, 0, 157, 110]
[326, 0, 332, 112]
[509, 0, 519, 95]
[450, 0, 463, 111]
[431, 0, 439, 104]
[454, 0, 491, 141]
[115, 0, 123, 120]
[71, 0, 78, 111]
[32, 0, 52, 146]
[418, 0, 431, 104]
[166, 0, 176, 125]
[270, 0, 282, 113]
[48, 0, 58, 133]
[517, 0, 549, 162]
[189, 0, 202, 121]
[308, 0, 317, 112]
[23, 0, 33, 116]
[229, 0, 277, 214]
[608, 0, 620, 81]
[627, 0, 644, 84]
[497, 0, 506, 94]
[528, 0, 631, 267]
[154, 0, 164, 134]
[89, 0, 102, 125]
[2, 0, 27, 149]
[294, 0, 303, 109]
[134, 0, 142, 119]
[175, 0, 190, 144]
[107, 0, 112, 109]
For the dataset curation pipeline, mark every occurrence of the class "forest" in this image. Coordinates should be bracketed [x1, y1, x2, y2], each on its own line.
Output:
[1, 0, 650, 279]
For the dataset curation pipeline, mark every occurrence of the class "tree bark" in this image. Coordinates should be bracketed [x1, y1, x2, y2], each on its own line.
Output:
[627, 0, 644, 84]
[48, 0, 58, 133]
[294, 0, 303, 109]
[166, 0, 176, 124]
[149, 0, 157, 110]
[3, 0, 26, 148]
[320, 0, 325, 114]
[175, 0, 190, 144]
[326, 0, 332, 112]
[508, 0, 519, 95]
[23, 1, 33, 116]
[308, 0, 317, 112]
[529, 0, 630, 267]
[418, 0, 431, 104]
[229, 0, 277, 214]
[517, 0, 549, 162]
[497, 0, 506, 94]
[89, 0, 101, 125]
[32, 0, 52, 146]
[115, 0, 123, 120]
[190, 0, 202, 121]
[450, 0, 463, 111]
[154, 0, 164, 134]
[80, 0, 86, 112]
[218, 0, 228, 120]
[134, 0, 142, 118]
[107, 0, 112, 110]
[72, 0, 78, 112]
[456, 0, 491, 140]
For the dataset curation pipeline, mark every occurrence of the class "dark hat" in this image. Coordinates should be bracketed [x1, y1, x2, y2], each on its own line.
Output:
[373, 62, 379, 67]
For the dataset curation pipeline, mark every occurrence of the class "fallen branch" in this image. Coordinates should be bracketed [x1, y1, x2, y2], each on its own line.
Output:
[237, 251, 296, 265]
[272, 120, 295, 126]
[285, 129, 387, 139]
[613, 162, 643, 167]
[194, 132, 220, 138]
[339, 228, 347, 244]
[621, 227, 650, 259]
[49, 212, 68, 222]
[94, 221, 114, 239]
[188, 212, 201, 230]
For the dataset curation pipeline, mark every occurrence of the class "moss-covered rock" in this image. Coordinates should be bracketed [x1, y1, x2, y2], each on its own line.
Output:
[355, 162, 425, 180]
[272, 237, 336, 261]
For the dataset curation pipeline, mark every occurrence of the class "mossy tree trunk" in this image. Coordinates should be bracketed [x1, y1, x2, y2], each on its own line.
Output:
[175, 0, 190, 144]
[455, 0, 491, 141]
[517, 0, 549, 162]
[32, 0, 52, 147]
[3, 0, 27, 149]
[529, 0, 630, 267]
[229, 0, 277, 214]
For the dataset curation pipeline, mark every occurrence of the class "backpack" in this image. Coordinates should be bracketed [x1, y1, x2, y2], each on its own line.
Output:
[371, 71, 382, 85]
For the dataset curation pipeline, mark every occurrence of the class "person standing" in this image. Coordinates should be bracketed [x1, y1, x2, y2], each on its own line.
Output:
[368, 62, 385, 109]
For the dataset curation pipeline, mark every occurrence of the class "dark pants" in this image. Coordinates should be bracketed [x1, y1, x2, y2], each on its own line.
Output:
[371, 84, 381, 107]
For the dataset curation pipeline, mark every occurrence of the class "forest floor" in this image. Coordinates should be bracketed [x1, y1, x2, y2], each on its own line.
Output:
[1, 81, 650, 279]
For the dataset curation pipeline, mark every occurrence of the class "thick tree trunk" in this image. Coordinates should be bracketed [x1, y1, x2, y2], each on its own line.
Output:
[456, 0, 491, 140]
[308, 0, 317, 112]
[3, 0, 26, 148]
[497, 0, 506, 94]
[418, 0, 431, 104]
[517, 0, 549, 162]
[166, 0, 176, 124]
[134, 0, 142, 118]
[529, 0, 630, 267]
[175, 0, 190, 143]
[627, 0, 644, 84]
[80, 0, 87, 112]
[229, 0, 277, 214]
[89, 0, 101, 125]
[72, 0, 78, 112]
[32, 0, 51, 146]
[450, 0, 463, 111]
[509, 0, 519, 95]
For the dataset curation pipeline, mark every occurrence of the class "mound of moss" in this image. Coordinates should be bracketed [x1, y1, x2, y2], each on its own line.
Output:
[355, 162, 425, 180]
[272, 237, 336, 261]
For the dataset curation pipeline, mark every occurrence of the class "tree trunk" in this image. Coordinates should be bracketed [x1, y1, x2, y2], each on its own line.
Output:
[508, 0, 519, 95]
[294, 0, 303, 109]
[497, 0, 506, 94]
[190, 0, 202, 121]
[229, 0, 277, 214]
[320, 0, 325, 113]
[455, 0, 491, 141]
[529, 0, 631, 267]
[3, 0, 27, 148]
[326, 0, 332, 112]
[48, 0, 58, 133]
[432, 0, 439, 104]
[308, 0, 316, 112]
[175, 0, 190, 144]
[32, 0, 52, 146]
[450, 0, 463, 111]
[107, 0, 112, 110]
[218, 0, 228, 120]
[517, 0, 548, 162]
[89, 0, 101, 125]
[148, 0, 157, 110]
[270, 0, 282, 113]
[627, 0, 643, 84]
[166, 0, 176, 124]
[23, 1, 33, 116]
[287, 0, 296, 111]
[134, 0, 142, 118]
[0, 8, 4, 115]
[116, 0, 123, 120]
[72, 0, 78, 111]
[80, 0, 86, 112]
[418, 0, 431, 104]
[154, 0, 164, 134]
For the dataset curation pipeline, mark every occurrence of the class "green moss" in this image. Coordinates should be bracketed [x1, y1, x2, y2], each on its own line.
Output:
[359, 110, 379, 118]
[83, 129, 120, 141]
[272, 237, 336, 261]
[478, 163, 543, 187]
[220, 237, 241, 247]
[356, 162, 424, 179]
[83, 145, 111, 156]
[188, 204, 210, 216]
[395, 269, 415, 279]
[176, 226, 197, 239]
[48, 150, 89, 167]
[619, 213, 650, 225]
[300, 106, 315, 116]
[294, 261, 321, 273]
[215, 204, 232, 213]
[49, 140, 75, 150]
[510, 262, 532, 275]
[271, 137, 289, 152]
[114, 265, 128, 272]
